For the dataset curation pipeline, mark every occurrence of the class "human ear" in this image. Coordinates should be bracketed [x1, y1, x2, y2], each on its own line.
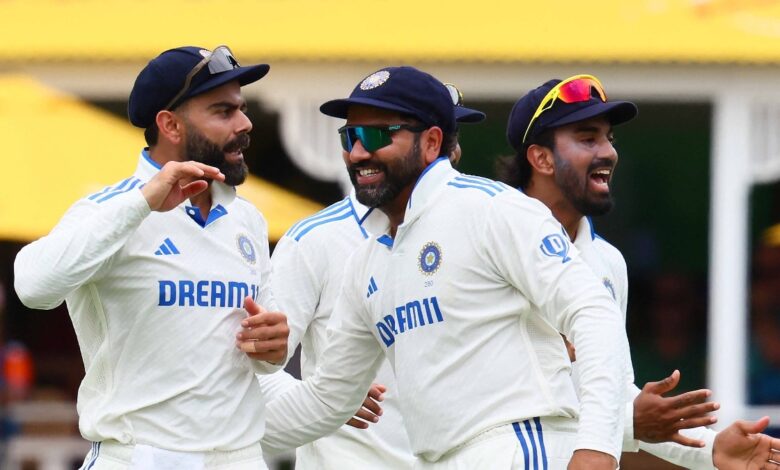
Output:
[526, 144, 555, 176]
[155, 110, 184, 145]
[421, 126, 444, 165]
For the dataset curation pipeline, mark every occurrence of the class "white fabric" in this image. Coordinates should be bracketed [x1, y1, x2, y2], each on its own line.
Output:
[262, 192, 415, 469]
[79, 441, 268, 470]
[263, 158, 628, 462]
[413, 418, 578, 470]
[129, 444, 205, 470]
[15, 151, 279, 452]
[570, 216, 716, 469]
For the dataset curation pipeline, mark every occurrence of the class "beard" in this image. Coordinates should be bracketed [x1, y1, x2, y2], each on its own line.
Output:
[349, 136, 424, 208]
[185, 124, 250, 186]
[553, 151, 614, 216]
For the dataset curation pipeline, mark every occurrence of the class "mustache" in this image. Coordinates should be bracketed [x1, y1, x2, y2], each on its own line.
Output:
[587, 157, 615, 173]
[349, 161, 386, 176]
[223, 133, 251, 153]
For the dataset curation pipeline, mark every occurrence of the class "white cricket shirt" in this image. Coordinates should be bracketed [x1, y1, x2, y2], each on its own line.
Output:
[263, 157, 629, 462]
[571, 216, 716, 469]
[266, 192, 415, 469]
[14, 151, 279, 452]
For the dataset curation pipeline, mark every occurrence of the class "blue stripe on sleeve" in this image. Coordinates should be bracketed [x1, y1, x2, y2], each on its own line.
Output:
[294, 210, 354, 241]
[96, 178, 141, 203]
[88, 176, 134, 200]
[446, 182, 496, 197]
[454, 175, 505, 192]
[287, 198, 350, 238]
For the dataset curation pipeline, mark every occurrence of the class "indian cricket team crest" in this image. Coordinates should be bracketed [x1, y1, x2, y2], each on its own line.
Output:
[603, 278, 616, 300]
[360, 71, 390, 90]
[418, 242, 442, 275]
[236, 233, 256, 265]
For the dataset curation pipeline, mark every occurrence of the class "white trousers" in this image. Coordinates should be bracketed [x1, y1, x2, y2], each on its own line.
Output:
[415, 417, 578, 470]
[78, 441, 268, 470]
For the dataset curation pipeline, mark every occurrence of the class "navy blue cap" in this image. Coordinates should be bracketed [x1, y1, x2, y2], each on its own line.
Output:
[128, 46, 269, 128]
[320, 66, 484, 132]
[506, 78, 637, 152]
[454, 105, 486, 124]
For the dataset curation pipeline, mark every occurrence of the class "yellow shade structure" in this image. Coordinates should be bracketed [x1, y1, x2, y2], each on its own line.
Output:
[0, 75, 321, 242]
[4, 0, 780, 64]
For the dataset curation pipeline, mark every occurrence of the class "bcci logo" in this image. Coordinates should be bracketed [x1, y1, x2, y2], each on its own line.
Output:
[236, 234, 257, 265]
[360, 71, 390, 90]
[540, 233, 571, 264]
[418, 242, 442, 276]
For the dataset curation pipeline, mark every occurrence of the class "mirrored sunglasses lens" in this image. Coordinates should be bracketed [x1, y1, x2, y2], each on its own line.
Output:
[339, 128, 353, 151]
[207, 47, 239, 74]
[357, 127, 391, 152]
[557, 78, 607, 103]
[445, 84, 462, 106]
[557, 79, 594, 103]
[339, 127, 391, 152]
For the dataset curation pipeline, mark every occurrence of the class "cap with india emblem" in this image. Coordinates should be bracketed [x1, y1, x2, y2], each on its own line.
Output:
[320, 66, 484, 132]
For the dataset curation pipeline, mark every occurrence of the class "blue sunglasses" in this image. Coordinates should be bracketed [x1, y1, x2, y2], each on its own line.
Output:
[338, 124, 428, 152]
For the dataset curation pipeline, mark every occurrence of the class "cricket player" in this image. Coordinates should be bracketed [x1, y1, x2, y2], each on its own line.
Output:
[14, 46, 289, 469]
[244, 66, 630, 470]
[500, 74, 780, 469]
[262, 90, 485, 469]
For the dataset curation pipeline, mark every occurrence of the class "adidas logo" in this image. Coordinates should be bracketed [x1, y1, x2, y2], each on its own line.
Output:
[154, 238, 180, 256]
[366, 276, 379, 298]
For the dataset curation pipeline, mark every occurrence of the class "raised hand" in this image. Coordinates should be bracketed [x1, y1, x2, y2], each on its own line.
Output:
[236, 296, 289, 364]
[634, 370, 719, 447]
[141, 161, 224, 212]
[713, 417, 780, 470]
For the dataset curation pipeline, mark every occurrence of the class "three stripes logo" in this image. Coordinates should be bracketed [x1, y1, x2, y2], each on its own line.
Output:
[88, 177, 143, 204]
[155, 238, 180, 256]
[446, 175, 510, 197]
[366, 276, 379, 298]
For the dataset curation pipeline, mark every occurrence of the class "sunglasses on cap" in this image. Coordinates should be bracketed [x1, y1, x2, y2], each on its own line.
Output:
[338, 124, 428, 153]
[521, 74, 607, 145]
[444, 83, 463, 106]
[165, 45, 241, 110]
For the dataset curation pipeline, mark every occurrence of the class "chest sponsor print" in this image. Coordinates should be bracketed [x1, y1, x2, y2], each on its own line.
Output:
[375, 296, 444, 347]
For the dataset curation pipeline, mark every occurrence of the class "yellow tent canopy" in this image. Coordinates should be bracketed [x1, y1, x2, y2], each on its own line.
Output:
[0, 75, 322, 242]
[4, 0, 780, 64]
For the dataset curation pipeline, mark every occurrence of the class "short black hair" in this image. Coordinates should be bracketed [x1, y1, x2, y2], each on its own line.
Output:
[144, 122, 159, 147]
[143, 100, 191, 147]
[495, 128, 555, 190]
[400, 113, 456, 157]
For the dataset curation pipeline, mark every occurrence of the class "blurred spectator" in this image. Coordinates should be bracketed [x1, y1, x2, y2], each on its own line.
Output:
[631, 272, 707, 392]
[0, 279, 32, 462]
[748, 224, 780, 404]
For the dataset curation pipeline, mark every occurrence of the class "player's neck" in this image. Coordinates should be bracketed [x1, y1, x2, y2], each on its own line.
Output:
[189, 188, 214, 221]
[147, 144, 181, 168]
[525, 179, 582, 241]
[379, 186, 414, 238]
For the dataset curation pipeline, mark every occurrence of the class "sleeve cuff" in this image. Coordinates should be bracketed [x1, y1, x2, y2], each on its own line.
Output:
[623, 400, 640, 452]
[251, 359, 284, 375]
